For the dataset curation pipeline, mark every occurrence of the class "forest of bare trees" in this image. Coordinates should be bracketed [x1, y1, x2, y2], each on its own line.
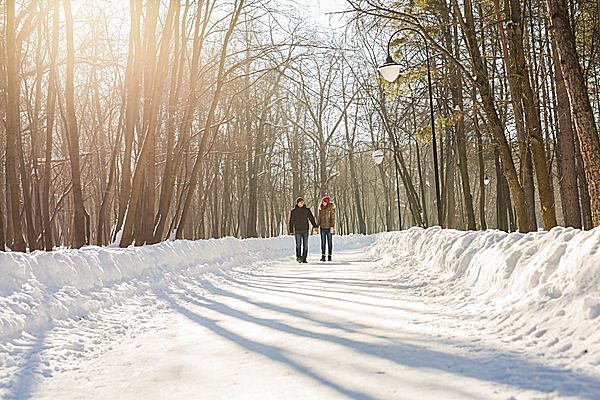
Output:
[1, 0, 599, 252]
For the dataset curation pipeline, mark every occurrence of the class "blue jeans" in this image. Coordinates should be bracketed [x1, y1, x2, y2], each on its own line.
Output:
[295, 231, 309, 259]
[320, 228, 332, 255]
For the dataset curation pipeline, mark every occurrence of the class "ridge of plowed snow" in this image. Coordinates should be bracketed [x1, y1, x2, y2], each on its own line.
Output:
[0, 235, 373, 342]
[1, 227, 599, 399]
[368, 226, 600, 371]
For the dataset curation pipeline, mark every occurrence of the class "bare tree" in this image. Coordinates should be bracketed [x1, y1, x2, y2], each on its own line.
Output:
[547, 0, 600, 227]
[175, 0, 244, 240]
[5, 0, 26, 252]
[62, 0, 89, 248]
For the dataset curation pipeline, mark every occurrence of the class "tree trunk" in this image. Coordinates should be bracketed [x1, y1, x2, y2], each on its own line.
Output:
[245, 42, 257, 238]
[441, 0, 475, 230]
[473, 109, 487, 229]
[391, 130, 423, 227]
[575, 136, 593, 229]
[288, 96, 304, 200]
[346, 126, 366, 234]
[121, 0, 175, 246]
[136, 0, 162, 245]
[547, 0, 600, 227]
[17, 121, 37, 250]
[551, 37, 581, 228]
[97, 123, 121, 245]
[494, 0, 557, 230]
[155, 2, 211, 242]
[28, 14, 46, 250]
[443, 124, 457, 228]
[152, 0, 187, 243]
[454, 105, 476, 230]
[246, 129, 260, 238]
[454, 0, 530, 232]
[378, 96, 423, 227]
[493, 0, 536, 231]
[63, 0, 88, 248]
[410, 107, 429, 227]
[412, 142, 427, 227]
[494, 148, 509, 231]
[115, 0, 143, 241]
[42, 0, 60, 250]
[5, 0, 27, 252]
[376, 162, 393, 231]
[0, 199, 5, 251]
[508, 0, 556, 230]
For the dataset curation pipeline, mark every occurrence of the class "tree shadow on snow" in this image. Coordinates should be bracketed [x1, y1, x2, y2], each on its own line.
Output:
[1, 330, 48, 400]
[156, 288, 378, 400]
[158, 271, 600, 400]
[224, 273, 435, 315]
[220, 271, 413, 312]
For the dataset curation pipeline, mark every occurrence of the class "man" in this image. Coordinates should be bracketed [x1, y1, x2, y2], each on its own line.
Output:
[288, 197, 317, 263]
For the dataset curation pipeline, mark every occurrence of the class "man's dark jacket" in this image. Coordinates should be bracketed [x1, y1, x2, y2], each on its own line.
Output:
[288, 205, 317, 234]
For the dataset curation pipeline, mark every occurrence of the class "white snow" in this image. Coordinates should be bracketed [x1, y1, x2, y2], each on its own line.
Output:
[1, 227, 599, 399]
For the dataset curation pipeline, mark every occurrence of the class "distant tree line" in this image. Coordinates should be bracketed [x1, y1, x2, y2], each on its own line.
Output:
[1, 0, 599, 252]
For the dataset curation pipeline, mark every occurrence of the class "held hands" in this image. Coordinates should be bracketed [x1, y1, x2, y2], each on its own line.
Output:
[309, 227, 335, 234]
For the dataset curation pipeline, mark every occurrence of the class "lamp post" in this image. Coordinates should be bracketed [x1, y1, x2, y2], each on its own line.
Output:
[372, 149, 402, 230]
[482, 175, 491, 229]
[378, 28, 442, 227]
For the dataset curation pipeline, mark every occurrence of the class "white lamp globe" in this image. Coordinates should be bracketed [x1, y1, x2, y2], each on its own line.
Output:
[378, 55, 401, 83]
[372, 150, 384, 165]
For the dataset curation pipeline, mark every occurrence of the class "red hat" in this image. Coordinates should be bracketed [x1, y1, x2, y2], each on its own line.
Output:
[322, 195, 331, 204]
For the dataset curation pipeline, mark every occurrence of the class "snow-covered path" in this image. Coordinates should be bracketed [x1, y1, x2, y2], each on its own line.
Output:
[7, 242, 599, 400]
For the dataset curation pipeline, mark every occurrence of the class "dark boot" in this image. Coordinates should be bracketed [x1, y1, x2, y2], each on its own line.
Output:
[296, 257, 302, 263]
[328, 254, 332, 261]
[302, 258, 308, 263]
[320, 254, 326, 262]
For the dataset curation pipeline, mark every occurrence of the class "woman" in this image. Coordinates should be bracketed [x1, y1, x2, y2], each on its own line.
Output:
[317, 195, 336, 261]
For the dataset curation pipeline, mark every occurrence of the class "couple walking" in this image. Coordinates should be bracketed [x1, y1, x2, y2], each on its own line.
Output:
[288, 196, 336, 263]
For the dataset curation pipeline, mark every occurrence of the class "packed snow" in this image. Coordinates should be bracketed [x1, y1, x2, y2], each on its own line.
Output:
[0, 227, 599, 399]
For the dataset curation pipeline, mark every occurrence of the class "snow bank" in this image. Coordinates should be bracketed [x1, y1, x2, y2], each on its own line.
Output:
[370, 226, 600, 311]
[0, 234, 372, 343]
[369, 226, 600, 367]
[2, 227, 598, 371]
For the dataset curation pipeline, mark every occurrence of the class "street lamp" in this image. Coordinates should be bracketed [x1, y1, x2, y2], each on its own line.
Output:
[372, 150, 384, 165]
[372, 148, 402, 230]
[378, 27, 442, 227]
[482, 175, 491, 230]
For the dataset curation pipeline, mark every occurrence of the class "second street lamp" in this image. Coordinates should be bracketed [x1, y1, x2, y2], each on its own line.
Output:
[378, 27, 443, 227]
[372, 149, 402, 230]
[372, 149, 384, 165]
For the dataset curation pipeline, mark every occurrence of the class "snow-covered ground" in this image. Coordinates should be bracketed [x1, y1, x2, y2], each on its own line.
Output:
[0, 227, 599, 399]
